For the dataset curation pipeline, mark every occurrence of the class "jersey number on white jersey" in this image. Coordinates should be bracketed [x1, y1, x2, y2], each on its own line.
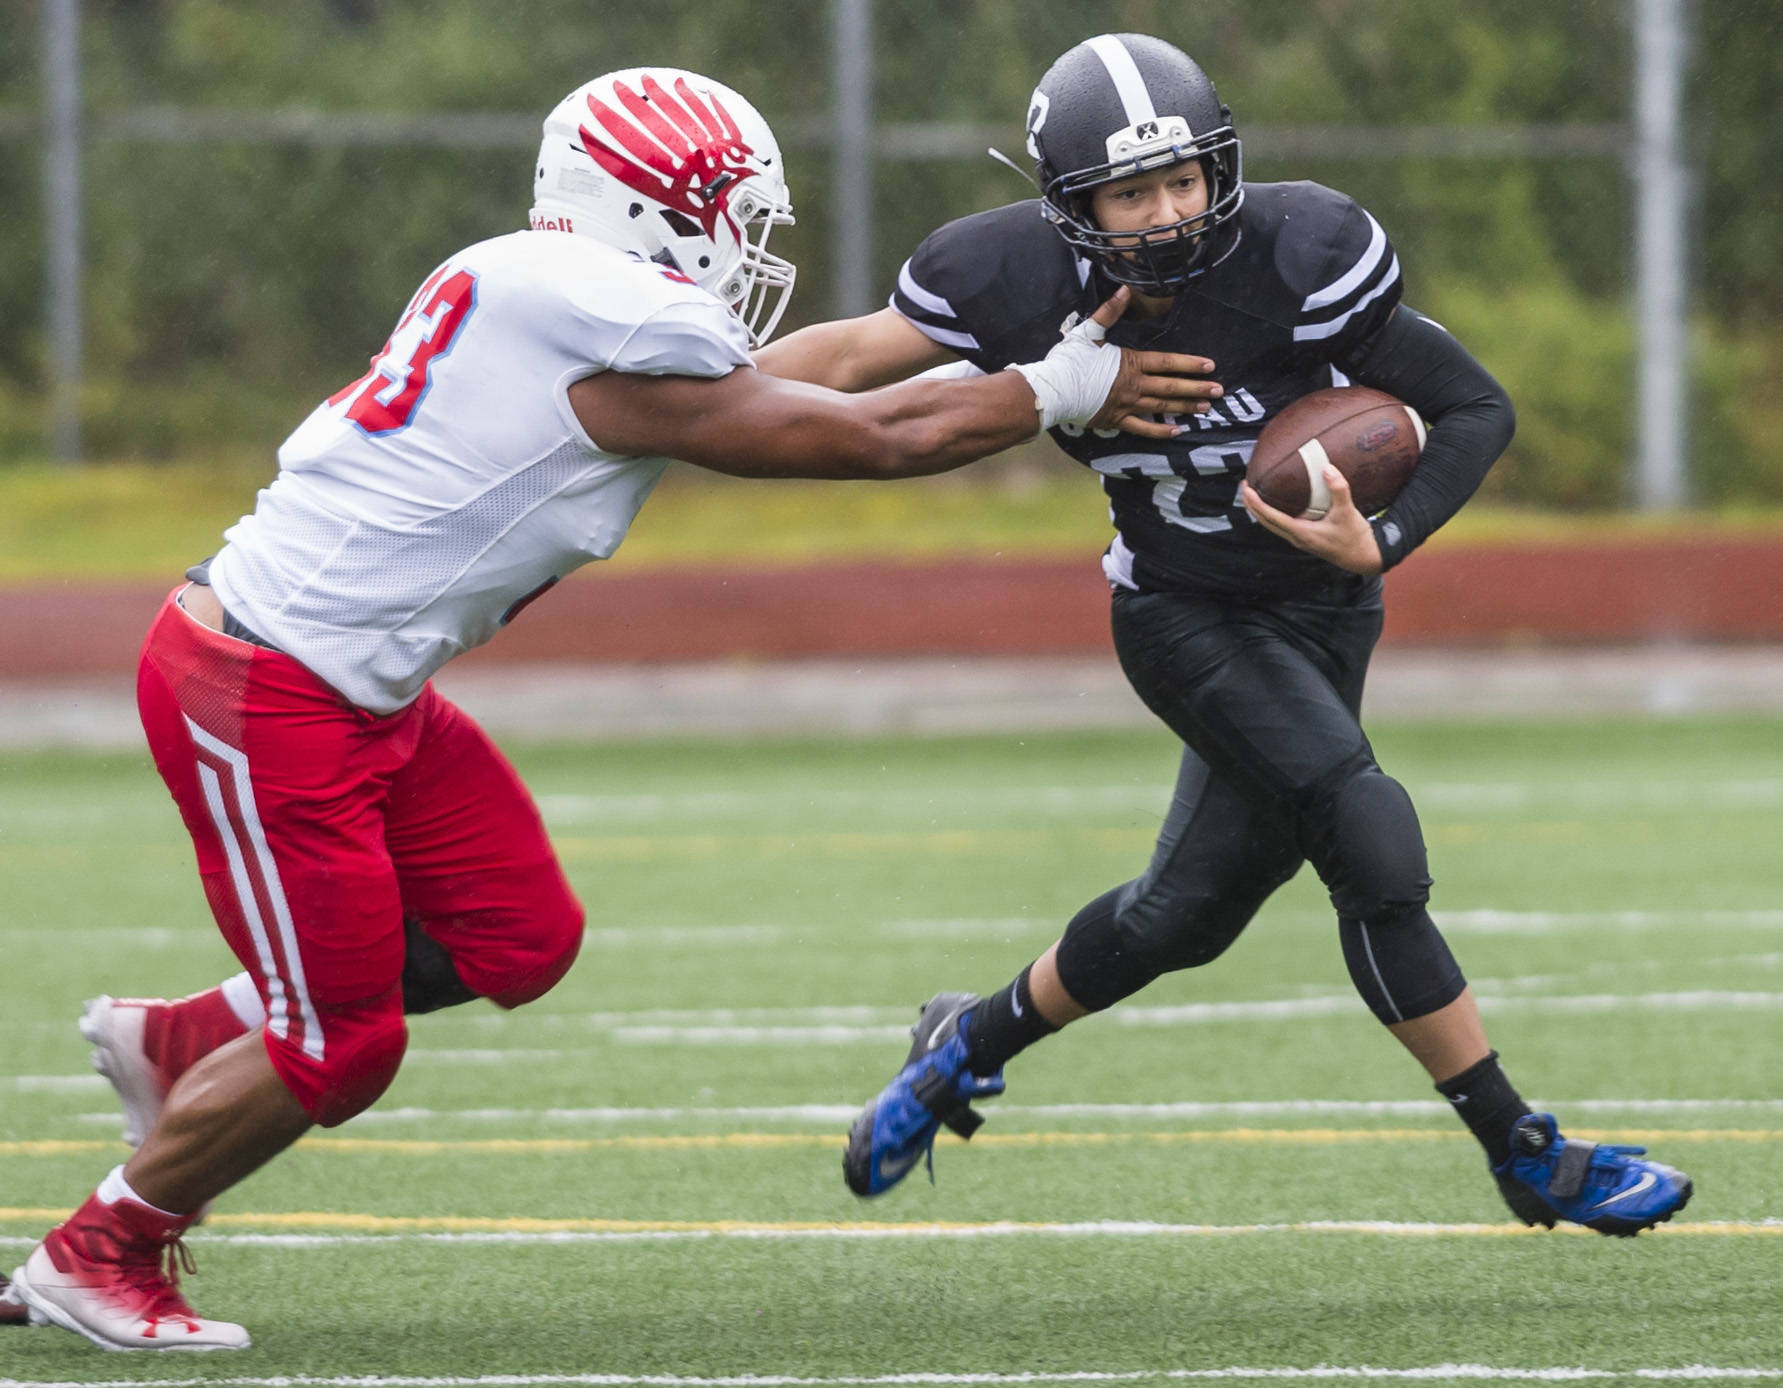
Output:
[329, 266, 480, 435]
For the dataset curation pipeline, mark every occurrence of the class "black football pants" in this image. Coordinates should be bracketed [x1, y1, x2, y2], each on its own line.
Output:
[1052, 579, 1467, 1026]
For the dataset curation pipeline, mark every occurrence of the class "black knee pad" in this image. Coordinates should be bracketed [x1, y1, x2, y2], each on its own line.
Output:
[1053, 885, 1165, 1013]
[1126, 837, 1302, 974]
[1339, 905, 1466, 1025]
[1303, 759, 1433, 923]
[400, 916, 480, 1015]
[1056, 846, 1300, 1011]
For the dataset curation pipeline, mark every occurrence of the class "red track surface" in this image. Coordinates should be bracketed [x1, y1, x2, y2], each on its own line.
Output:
[3, 540, 1779, 678]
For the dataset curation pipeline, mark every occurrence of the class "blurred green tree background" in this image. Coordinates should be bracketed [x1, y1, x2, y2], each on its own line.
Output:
[1, 0, 1779, 507]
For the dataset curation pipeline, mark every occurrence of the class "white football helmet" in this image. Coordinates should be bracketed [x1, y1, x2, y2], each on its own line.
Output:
[531, 67, 796, 345]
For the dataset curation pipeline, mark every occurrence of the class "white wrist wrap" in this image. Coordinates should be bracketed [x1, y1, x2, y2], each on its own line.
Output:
[1009, 316, 1121, 431]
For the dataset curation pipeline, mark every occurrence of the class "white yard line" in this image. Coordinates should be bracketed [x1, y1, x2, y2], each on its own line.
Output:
[0, 926, 195, 946]
[5, 909, 1783, 950]
[307, 1098, 1783, 1127]
[1431, 910, 1783, 934]
[536, 785, 1167, 822]
[62, 1093, 1783, 1128]
[1113, 990, 1783, 1029]
[532, 777, 1783, 822]
[1418, 778, 1783, 811]
[477, 1004, 910, 1027]
[401, 1049, 584, 1064]
[583, 924, 794, 947]
[4, 1364, 1783, 1387]
[22, 971, 1782, 1051]
[610, 1025, 916, 1045]
[599, 992, 1783, 1043]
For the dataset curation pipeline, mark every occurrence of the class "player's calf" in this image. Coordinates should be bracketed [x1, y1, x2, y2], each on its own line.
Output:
[82, 985, 255, 1147]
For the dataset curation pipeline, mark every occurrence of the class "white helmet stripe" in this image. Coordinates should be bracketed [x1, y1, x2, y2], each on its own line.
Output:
[1086, 35, 1158, 126]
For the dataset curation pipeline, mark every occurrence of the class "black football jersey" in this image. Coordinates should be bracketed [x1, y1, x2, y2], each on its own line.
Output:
[891, 181, 1402, 597]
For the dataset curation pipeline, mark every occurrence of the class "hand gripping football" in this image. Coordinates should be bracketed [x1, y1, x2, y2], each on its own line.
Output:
[1245, 386, 1426, 519]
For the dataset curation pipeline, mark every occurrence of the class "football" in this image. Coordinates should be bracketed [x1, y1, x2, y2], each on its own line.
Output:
[1245, 386, 1427, 519]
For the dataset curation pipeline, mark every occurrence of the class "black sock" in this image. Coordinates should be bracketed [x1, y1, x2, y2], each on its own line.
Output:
[1435, 1050, 1532, 1167]
[964, 965, 1057, 1076]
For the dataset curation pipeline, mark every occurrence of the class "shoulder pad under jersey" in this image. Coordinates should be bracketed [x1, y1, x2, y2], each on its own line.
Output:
[1203, 181, 1402, 354]
[486, 232, 752, 378]
[889, 201, 1091, 372]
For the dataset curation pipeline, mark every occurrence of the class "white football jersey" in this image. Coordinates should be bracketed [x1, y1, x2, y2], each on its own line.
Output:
[208, 230, 752, 714]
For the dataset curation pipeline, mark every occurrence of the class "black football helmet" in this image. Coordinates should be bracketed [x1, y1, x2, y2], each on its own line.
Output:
[1026, 33, 1244, 293]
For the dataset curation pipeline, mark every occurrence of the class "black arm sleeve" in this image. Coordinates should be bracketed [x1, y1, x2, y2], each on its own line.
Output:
[1336, 307, 1516, 570]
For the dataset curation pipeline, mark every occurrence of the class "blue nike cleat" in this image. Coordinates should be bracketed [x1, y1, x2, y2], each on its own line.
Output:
[1492, 1113, 1693, 1237]
[843, 992, 1005, 1197]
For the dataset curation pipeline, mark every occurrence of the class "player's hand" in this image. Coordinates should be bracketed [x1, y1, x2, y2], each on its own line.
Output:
[1241, 465, 1384, 576]
[1085, 288, 1222, 440]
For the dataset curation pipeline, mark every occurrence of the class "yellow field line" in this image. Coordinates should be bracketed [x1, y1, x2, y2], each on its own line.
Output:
[0, 1206, 1777, 1239]
[2, 1127, 1778, 1159]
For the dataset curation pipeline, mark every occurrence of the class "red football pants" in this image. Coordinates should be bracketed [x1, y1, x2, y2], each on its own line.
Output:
[136, 589, 584, 1126]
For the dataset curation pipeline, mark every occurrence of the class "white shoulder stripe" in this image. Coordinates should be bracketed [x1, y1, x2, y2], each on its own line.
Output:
[1301, 212, 1388, 312]
[1086, 35, 1158, 126]
[1293, 255, 1400, 341]
[896, 260, 960, 321]
[890, 305, 980, 352]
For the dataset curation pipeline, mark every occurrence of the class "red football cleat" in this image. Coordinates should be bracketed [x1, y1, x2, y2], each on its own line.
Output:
[9, 1194, 248, 1351]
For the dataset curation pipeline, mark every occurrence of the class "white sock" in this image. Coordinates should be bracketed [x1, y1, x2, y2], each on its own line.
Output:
[94, 1164, 182, 1219]
[220, 972, 267, 1029]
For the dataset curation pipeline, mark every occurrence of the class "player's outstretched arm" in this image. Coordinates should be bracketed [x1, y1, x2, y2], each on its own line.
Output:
[571, 289, 1213, 480]
[573, 366, 1037, 479]
[754, 309, 955, 393]
[757, 302, 1224, 440]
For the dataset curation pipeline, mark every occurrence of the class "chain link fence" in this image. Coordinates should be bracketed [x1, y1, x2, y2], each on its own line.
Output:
[4, 0, 1777, 505]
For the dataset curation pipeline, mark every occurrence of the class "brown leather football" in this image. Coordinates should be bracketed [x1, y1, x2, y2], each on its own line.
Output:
[1246, 386, 1426, 519]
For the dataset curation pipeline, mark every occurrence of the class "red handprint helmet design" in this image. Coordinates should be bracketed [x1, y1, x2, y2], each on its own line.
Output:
[532, 68, 796, 344]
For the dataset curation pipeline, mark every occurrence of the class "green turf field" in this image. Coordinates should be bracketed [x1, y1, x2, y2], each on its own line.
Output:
[3, 717, 1781, 1384]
